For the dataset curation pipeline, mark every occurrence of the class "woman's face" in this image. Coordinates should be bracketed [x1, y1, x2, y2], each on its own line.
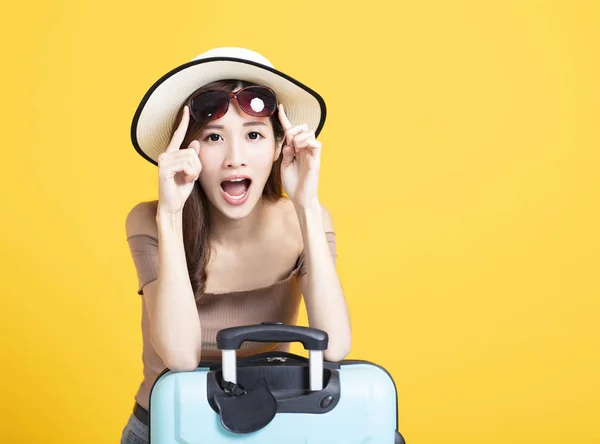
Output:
[196, 88, 282, 219]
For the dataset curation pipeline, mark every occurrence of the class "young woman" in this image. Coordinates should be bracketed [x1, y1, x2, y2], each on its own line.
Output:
[121, 47, 351, 444]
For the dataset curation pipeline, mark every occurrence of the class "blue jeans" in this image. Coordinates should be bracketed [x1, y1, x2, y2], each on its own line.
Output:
[120, 413, 149, 444]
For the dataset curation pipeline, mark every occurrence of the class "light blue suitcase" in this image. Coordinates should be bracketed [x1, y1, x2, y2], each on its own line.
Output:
[148, 323, 406, 443]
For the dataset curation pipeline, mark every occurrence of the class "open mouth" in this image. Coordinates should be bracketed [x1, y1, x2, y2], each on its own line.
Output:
[220, 178, 252, 201]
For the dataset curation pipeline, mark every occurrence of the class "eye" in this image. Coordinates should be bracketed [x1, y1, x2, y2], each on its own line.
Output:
[248, 131, 264, 140]
[204, 133, 222, 142]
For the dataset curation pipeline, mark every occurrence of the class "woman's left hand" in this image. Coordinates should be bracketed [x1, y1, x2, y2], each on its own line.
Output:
[278, 104, 322, 209]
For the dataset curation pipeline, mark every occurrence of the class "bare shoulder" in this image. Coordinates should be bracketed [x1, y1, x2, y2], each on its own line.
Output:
[125, 200, 159, 239]
[270, 197, 303, 253]
[274, 198, 335, 251]
[279, 198, 334, 230]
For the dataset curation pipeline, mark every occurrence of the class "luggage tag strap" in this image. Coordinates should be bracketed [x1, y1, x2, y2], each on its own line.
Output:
[221, 380, 247, 397]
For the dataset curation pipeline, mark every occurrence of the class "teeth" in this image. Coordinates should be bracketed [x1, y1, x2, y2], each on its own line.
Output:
[227, 178, 246, 182]
[224, 190, 248, 199]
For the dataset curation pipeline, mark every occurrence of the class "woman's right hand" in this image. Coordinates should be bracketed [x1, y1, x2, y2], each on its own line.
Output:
[157, 106, 202, 215]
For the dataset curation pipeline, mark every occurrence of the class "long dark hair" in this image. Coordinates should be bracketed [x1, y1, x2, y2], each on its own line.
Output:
[168, 79, 286, 302]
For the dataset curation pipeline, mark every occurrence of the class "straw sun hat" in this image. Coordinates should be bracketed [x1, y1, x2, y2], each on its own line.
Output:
[130, 47, 327, 165]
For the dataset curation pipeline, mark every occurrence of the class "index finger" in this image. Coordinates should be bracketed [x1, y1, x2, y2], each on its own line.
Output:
[165, 106, 190, 153]
[278, 103, 293, 131]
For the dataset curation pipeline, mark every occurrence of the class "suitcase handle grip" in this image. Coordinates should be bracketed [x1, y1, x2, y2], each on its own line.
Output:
[216, 323, 328, 391]
[216, 323, 328, 351]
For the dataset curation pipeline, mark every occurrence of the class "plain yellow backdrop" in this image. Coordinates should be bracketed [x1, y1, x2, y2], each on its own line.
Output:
[1, 0, 598, 442]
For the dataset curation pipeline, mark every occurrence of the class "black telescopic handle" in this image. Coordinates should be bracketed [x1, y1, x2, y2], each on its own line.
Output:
[216, 323, 328, 351]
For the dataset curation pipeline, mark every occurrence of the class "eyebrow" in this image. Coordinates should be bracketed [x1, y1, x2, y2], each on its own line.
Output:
[203, 121, 268, 130]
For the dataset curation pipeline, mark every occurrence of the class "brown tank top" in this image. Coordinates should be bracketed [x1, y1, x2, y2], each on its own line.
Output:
[126, 231, 337, 410]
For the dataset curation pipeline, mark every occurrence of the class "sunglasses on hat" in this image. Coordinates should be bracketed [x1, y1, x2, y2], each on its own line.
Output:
[186, 85, 278, 122]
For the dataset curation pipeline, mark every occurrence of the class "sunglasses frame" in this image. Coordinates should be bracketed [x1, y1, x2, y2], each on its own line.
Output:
[186, 85, 278, 122]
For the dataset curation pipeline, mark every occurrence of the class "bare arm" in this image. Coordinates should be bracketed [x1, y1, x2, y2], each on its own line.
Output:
[126, 202, 202, 371]
[275, 105, 351, 361]
[299, 201, 352, 362]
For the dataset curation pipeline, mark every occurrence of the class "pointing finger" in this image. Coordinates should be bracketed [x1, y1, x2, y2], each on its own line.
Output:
[278, 104, 293, 131]
[165, 106, 190, 153]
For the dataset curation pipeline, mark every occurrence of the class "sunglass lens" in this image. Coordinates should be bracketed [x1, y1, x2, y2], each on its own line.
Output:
[190, 91, 229, 121]
[237, 87, 277, 117]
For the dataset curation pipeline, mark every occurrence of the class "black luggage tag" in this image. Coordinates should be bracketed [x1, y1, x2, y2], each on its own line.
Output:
[214, 377, 277, 434]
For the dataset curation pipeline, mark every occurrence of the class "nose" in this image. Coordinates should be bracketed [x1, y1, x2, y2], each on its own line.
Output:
[223, 136, 247, 169]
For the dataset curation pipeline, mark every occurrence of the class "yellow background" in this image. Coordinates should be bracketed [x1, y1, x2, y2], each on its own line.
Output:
[1, 0, 598, 442]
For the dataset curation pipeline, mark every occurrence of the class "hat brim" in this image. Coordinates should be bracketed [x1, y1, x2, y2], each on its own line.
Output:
[131, 57, 327, 166]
